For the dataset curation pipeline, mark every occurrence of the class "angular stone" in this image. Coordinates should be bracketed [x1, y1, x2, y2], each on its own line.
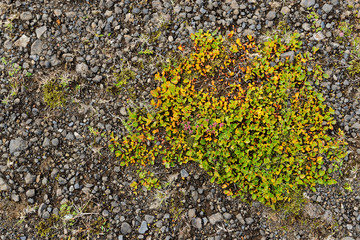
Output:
[301, 0, 315, 8]
[304, 202, 324, 218]
[281, 51, 295, 62]
[145, 215, 155, 224]
[180, 169, 189, 178]
[42, 137, 51, 147]
[31, 40, 43, 55]
[245, 217, 254, 225]
[208, 213, 223, 225]
[191, 217, 202, 229]
[351, 122, 360, 129]
[9, 137, 28, 154]
[0, 177, 10, 191]
[26, 189, 35, 198]
[138, 221, 148, 234]
[266, 11, 277, 20]
[322, 4, 333, 13]
[76, 63, 89, 76]
[313, 32, 325, 41]
[188, 209, 196, 219]
[11, 194, 20, 202]
[35, 26, 47, 38]
[236, 213, 246, 225]
[14, 35, 30, 48]
[25, 173, 35, 184]
[281, 6, 290, 15]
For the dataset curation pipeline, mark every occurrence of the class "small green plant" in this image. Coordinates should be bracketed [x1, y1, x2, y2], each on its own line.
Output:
[138, 49, 154, 55]
[88, 126, 100, 136]
[110, 30, 347, 209]
[107, 68, 135, 94]
[307, 11, 322, 32]
[348, 59, 360, 76]
[42, 79, 67, 108]
[344, 182, 353, 192]
[337, 22, 353, 42]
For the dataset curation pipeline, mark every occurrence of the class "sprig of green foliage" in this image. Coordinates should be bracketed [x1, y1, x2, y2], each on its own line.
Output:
[110, 30, 347, 209]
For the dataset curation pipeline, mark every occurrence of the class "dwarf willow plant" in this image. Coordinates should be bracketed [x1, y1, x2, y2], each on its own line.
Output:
[110, 30, 347, 209]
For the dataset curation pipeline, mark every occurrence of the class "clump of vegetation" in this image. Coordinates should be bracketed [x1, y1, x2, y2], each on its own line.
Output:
[110, 30, 347, 209]
[1, 57, 32, 104]
[347, 36, 360, 76]
[107, 68, 135, 94]
[42, 79, 67, 108]
[36, 201, 110, 239]
[337, 21, 353, 43]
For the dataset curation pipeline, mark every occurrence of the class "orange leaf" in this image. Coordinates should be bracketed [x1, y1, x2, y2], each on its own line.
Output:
[178, 45, 184, 51]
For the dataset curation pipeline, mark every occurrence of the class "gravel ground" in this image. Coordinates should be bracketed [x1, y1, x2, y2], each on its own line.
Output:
[0, 0, 360, 239]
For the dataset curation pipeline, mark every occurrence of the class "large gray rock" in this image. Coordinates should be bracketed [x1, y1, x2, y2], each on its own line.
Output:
[35, 26, 47, 38]
[322, 4, 333, 13]
[0, 177, 10, 191]
[236, 213, 246, 225]
[266, 11, 277, 20]
[301, 0, 315, 8]
[76, 63, 89, 76]
[192, 217, 202, 229]
[9, 137, 28, 154]
[20, 12, 33, 21]
[14, 35, 30, 48]
[31, 40, 43, 55]
[138, 221, 148, 234]
[208, 213, 223, 225]
[120, 222, 132, 235]
[304, 202, 324, 218]
[25, 173, 35, 184]
[313, 32, 325, 41]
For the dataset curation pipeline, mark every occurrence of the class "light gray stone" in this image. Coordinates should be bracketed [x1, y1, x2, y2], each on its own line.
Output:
[121, 222, 132, 235]
[138, 221, 148, 234]
[209, 213, 223, 225]
[43, 137, 51, 147]
[266, 11, 277, 20]
[301, 0, 315, 8]
[352, 122, 360, 129]
[180, 169, 189, 178]
[25, 173, 35, 184]
[35, 26, 47, 38]
[76, 63, 89, 76]
[145, 215, 155, 224]
[322, 4, 333, 13]
[54, 9, 62, 16]
[188, 209, 196, 219]
[31, 40, 43, 55]
[313, 32, 325, 41]
[192, 217, 202, 229]
[26, 189, 35, 198]
[9, 137, 28, 154]
[281, 51, 295, 62]
[236, 213, 246, 224]
[0, 177, 10, 191]
[281, 6, 290, 15]
[20, 12, 33, 21]
[11, 194, 20, 202]
[14, 35, 30, 48]
[245, 217, 254, 225]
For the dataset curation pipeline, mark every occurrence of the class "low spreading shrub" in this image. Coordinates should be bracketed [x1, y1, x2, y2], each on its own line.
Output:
[110, 30, 347, 209]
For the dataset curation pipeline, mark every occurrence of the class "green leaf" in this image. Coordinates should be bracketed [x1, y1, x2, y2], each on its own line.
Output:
[327, 179, 337, 185]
